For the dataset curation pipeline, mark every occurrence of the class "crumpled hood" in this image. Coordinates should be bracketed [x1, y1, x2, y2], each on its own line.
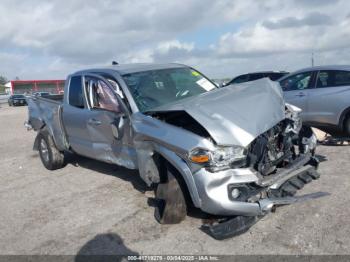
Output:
[151, 78, 286, 147]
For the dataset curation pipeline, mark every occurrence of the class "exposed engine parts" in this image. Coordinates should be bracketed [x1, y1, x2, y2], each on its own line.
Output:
[248, 120, 296, 176]
[247, 105, 316, 177]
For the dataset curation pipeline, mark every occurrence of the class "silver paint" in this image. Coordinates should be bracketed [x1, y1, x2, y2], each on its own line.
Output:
[26, 64, 317, 217]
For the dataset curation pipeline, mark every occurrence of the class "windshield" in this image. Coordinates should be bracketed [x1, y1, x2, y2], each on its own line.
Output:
[122, 67, 217, 112]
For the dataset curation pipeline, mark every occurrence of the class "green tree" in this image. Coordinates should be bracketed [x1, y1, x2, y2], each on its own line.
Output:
[0, 75, 8, 85]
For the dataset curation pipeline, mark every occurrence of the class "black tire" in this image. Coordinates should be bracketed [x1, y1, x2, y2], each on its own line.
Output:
[38, 132, 65, 170]
[8, 102, 12, 106]
[154, 167, 187, 224]
[344, 116, 350, 136]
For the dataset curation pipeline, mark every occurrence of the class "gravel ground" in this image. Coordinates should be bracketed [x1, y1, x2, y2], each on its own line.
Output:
[0, 104, 349, 255]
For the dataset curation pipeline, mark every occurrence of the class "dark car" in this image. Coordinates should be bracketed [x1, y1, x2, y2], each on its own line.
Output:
[224, 71, 289, 86]
[33, 92, 51, 97]
[8, 94, 27, 106]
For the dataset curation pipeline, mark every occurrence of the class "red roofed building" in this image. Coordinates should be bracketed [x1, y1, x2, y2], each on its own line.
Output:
[6, 80, 65, 95]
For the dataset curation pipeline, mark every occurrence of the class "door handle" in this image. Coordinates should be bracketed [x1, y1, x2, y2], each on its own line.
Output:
[295, 92, 306, 97]
[88, 118, 102, 126]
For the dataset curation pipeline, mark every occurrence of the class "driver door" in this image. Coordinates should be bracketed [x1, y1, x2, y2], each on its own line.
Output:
[83, 74, 130, 164]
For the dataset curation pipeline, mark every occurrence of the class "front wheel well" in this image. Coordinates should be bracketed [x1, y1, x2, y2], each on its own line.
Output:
[153, 153, 194, 209]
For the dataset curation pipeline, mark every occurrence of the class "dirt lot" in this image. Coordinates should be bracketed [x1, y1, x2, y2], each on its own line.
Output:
[0, 104, 349, 255]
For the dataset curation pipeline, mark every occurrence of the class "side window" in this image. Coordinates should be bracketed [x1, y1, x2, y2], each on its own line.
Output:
[316, 71, 331, 88]
[279, 72, 313, 91]
[334, 71, 350, 86]
[85, 77, 121, 113]
[317, 70, 350, 88]
[68, 76, 84, 108]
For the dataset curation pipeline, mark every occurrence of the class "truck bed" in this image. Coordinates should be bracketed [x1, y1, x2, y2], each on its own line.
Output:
[26, 94, 68, 151]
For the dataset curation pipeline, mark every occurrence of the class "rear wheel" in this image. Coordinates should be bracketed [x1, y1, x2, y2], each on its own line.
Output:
[38, 132, 65, 170]
[154, 166, 187, 224]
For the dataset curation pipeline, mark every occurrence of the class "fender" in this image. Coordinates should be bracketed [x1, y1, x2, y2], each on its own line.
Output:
[32, 123, 63, 153]
[33, 127, 50, 151]
[29, 116, 45, 131]
[136, 142, 202, 208]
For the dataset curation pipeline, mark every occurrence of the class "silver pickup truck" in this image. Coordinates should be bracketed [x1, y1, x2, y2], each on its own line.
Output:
[26, 63, 324, 239]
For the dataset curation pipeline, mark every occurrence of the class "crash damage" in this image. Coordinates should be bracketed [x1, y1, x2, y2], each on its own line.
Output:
[26, 64, 327, 239]
[139, 79, 326, 239]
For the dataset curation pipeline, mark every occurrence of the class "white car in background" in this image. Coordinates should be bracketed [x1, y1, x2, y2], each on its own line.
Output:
[279, 65, 350, 137]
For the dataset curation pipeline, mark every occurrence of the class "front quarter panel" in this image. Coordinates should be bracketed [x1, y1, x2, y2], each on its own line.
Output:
[131, 112, 216, 156]
[131, 112, 215, 207]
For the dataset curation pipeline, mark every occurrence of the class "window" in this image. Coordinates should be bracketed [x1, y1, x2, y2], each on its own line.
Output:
[85, 77, 121, 113]
[68, 76, 84, 108]
[230, 74, 249, 84]
[248, 73, 265, 81]
[316, 71, 330, 88]
[279, 72, 313, 91]
[316, 70, 350, 88]
[123, 67, 217, 112]
[268, 72, 288, 81]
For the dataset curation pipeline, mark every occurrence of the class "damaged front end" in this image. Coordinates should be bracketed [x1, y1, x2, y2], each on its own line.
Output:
[136, 79, 326, 239]
[188, 104, 326, 239]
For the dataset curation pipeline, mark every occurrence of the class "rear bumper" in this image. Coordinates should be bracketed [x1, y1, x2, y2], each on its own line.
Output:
[192, 154, 318, 216]
[12, 100, 27, 106]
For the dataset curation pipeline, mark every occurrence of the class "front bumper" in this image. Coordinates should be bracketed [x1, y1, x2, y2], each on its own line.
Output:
[192, 154, 318, 216]
[201, 191, 329, 240]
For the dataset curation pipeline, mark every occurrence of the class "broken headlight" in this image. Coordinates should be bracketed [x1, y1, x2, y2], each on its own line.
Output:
[189, 146, 247, 171]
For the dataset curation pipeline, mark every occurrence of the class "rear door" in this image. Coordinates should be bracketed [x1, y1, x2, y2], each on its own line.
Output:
[307, 70, 350, 126]
[280, 71, 315, 120]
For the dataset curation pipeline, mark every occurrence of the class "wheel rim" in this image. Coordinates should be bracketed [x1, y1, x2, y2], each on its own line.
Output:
[40, 139, 49, 163]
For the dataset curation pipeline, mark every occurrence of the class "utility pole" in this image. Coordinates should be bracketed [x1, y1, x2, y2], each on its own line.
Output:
[311, 52, 314, 67]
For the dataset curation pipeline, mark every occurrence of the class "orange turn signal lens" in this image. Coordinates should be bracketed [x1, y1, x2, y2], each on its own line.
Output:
[190, 154, 210, 163]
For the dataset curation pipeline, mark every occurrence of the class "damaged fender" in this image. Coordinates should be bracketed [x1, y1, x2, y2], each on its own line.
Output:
[135, 140, 202, 208]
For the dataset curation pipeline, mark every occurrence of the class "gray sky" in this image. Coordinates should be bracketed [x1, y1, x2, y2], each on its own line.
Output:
[0, 0, 349, 80]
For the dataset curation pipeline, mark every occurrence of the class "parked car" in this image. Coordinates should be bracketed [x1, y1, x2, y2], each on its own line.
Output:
[279, 65, 350, 137]
[33, 92, 51, 97]
[25, 63, 322, 239]
[8, 94, 27, 106]
[223, 71, 289, 86]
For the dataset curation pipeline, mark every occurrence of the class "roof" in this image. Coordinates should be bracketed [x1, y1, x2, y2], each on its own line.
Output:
[10, 80, 64, 85]
[293, 65, 350, 74]
[74, 63, 188, 75]
[243, 71, 289, 74]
